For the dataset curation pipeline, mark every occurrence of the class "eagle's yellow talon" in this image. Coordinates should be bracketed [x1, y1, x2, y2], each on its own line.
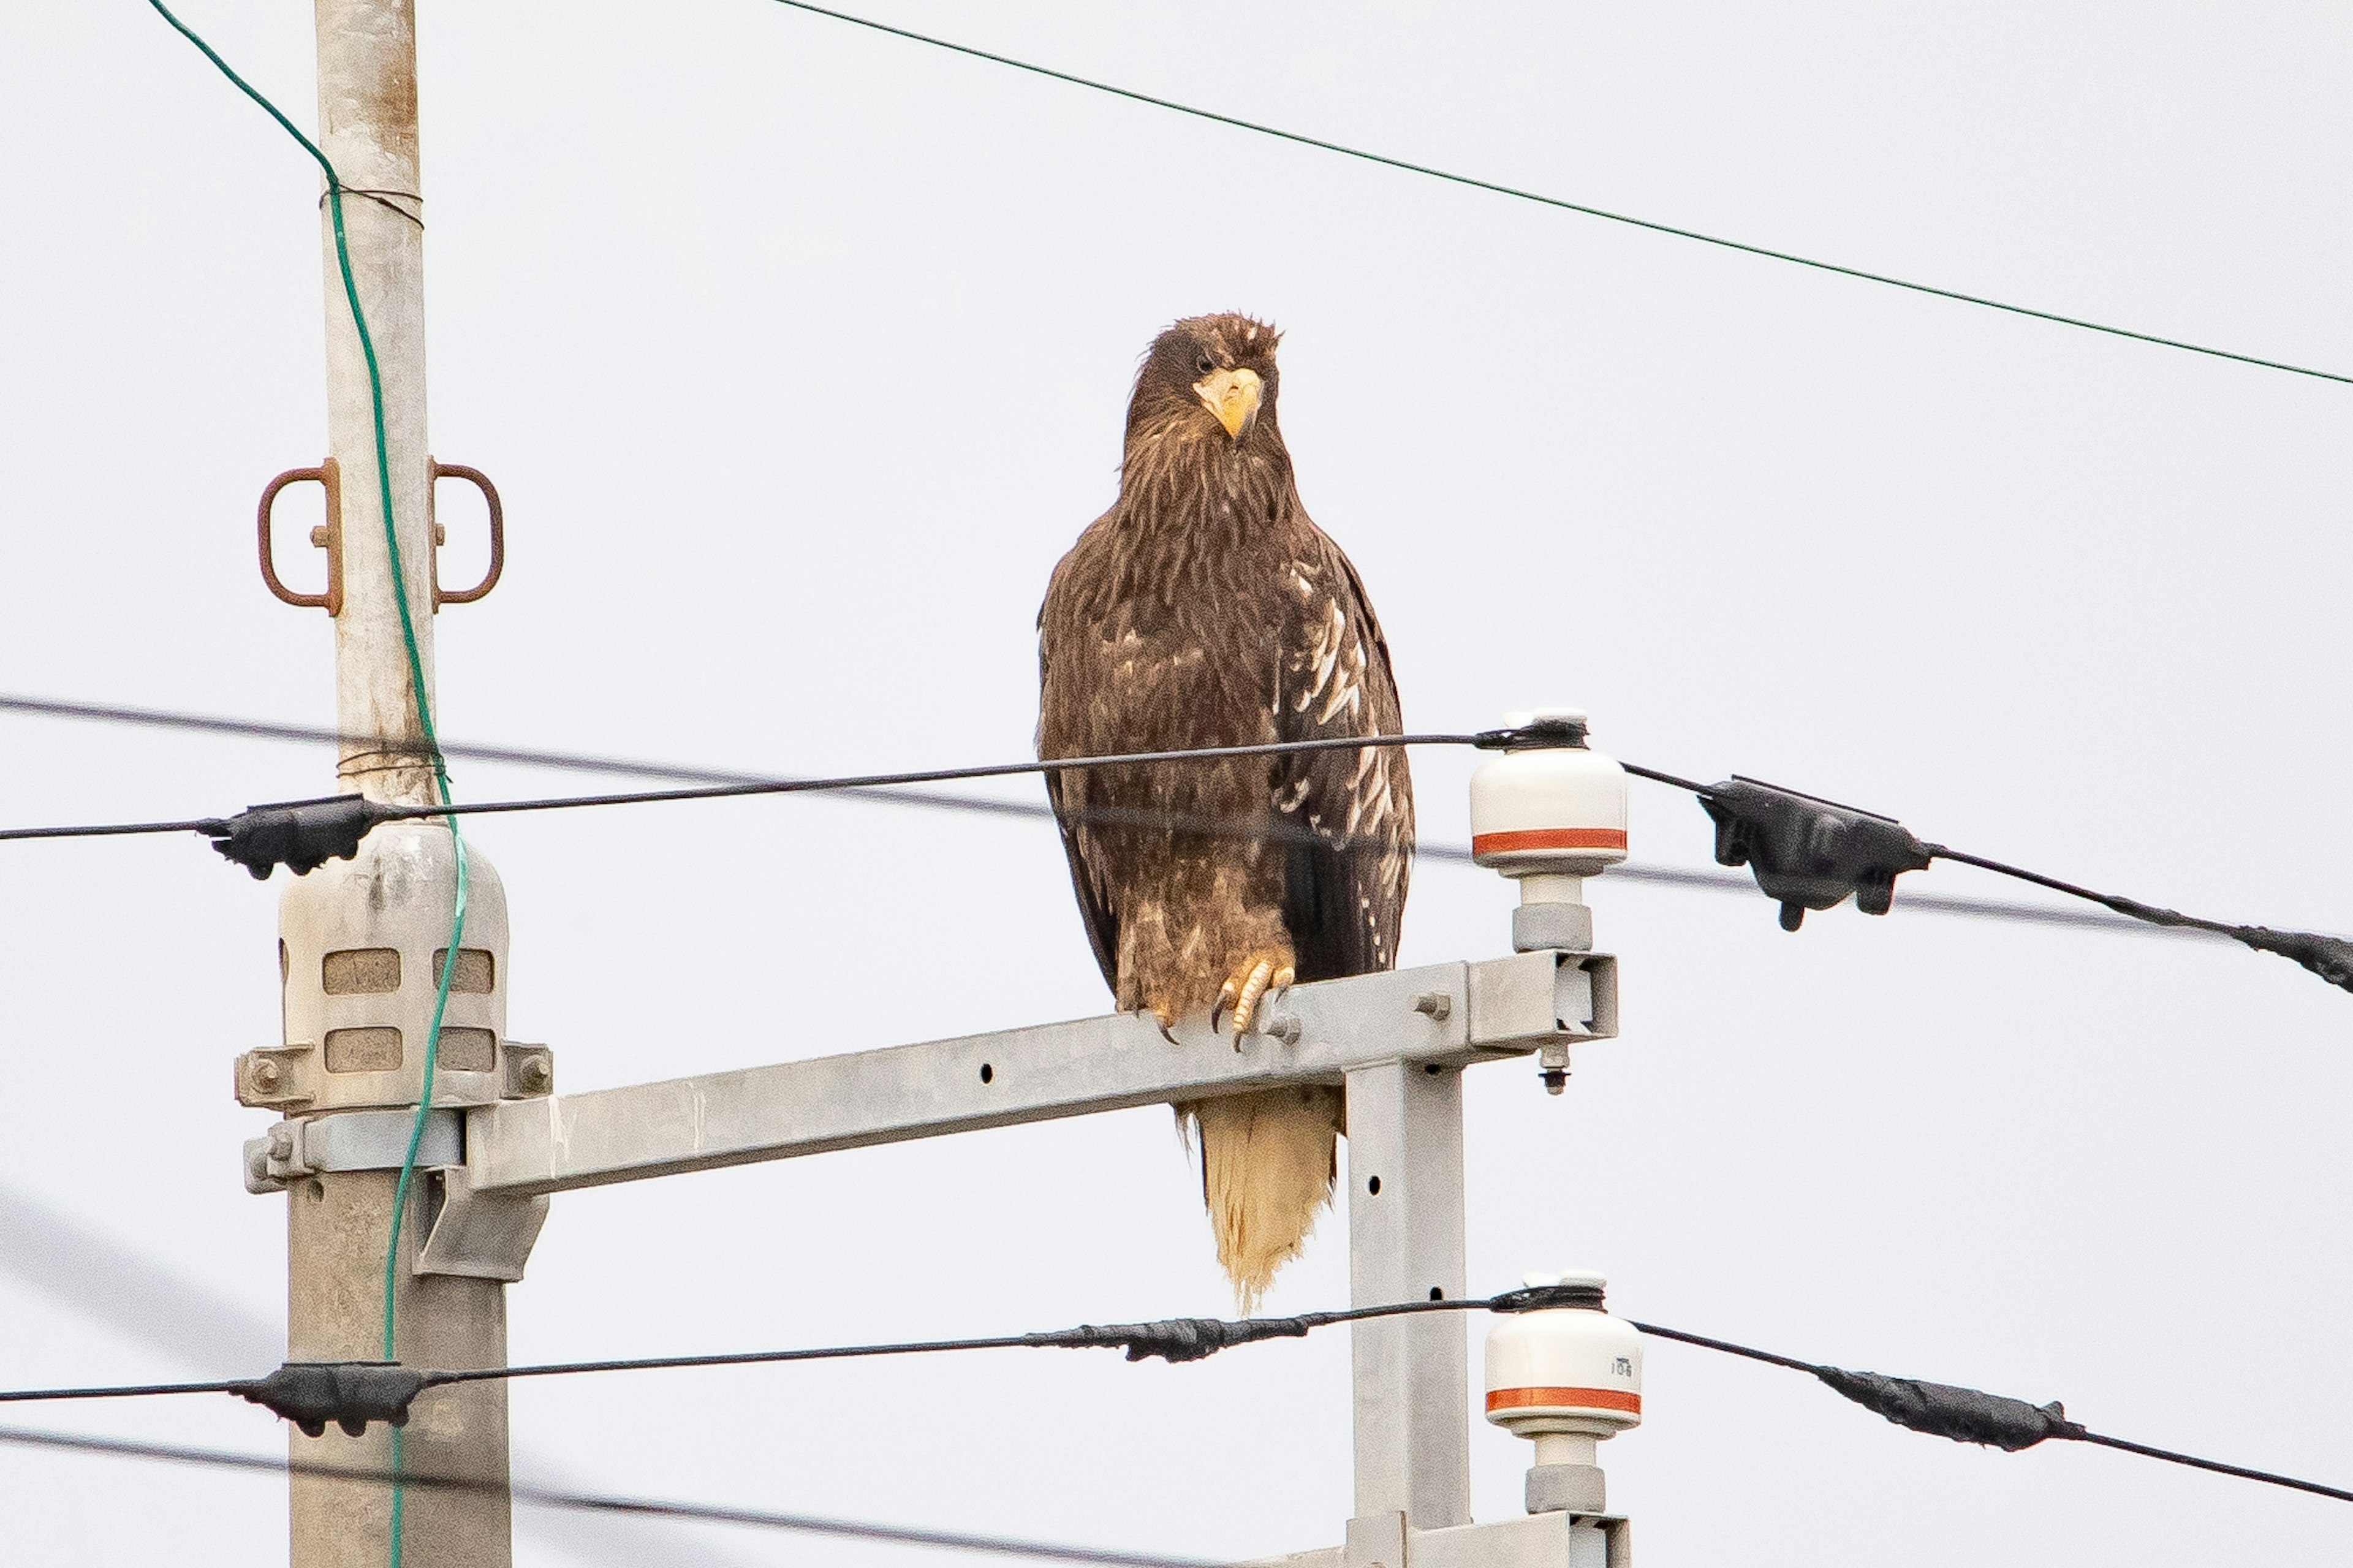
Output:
[1222, 949, 1296, 1036]
[1234, 964, 1271, 1032]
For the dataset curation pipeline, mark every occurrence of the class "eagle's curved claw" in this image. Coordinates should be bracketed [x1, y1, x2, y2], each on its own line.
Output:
[1218, 952, 1297, 1039]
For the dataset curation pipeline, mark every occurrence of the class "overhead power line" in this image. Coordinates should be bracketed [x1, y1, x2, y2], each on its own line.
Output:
[0, 692, 2296, 946]
[1671, 771, 2353, 992]
[0, 1423, 1213, 1568]
[763, 0, 2350, 389]
[5, 1289, 2346, 1509]
[0, 1297, 1490, 1418]
[0, 1178, 770, 1568]
[2, 713, 2336, 991]
[1624, 1322, 2353, 1507]
[0, 691, 2161, 938]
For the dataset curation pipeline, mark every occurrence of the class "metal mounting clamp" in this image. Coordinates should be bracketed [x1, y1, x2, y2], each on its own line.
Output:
[244, 1108, 463, 1194]
[237, 1042, 317, 1111]
[258, 460, 344, 614]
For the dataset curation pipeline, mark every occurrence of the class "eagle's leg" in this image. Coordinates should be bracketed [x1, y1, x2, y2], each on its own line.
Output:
[1213, 947, 1297, 1037]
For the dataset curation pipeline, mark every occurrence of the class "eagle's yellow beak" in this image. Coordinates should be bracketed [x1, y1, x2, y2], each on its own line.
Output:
[1193, 367, 1262, 442]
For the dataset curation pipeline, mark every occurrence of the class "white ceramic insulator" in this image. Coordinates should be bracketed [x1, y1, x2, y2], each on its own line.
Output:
[1518, 874, 1587, 907]
[1470, 709, 1629, 881]
[1484, 1270, 1645, 1440]
[1533, 1433, 1598, 1468]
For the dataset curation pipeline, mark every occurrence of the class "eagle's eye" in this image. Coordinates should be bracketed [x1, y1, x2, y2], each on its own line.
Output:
[1194, 352, 1215, 376]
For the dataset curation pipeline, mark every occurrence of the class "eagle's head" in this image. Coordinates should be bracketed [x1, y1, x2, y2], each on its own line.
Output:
[1127, 313, 1284, 452]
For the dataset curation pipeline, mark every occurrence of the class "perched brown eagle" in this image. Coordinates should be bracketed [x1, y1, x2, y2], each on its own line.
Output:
[1038, 314, 1414, 1307]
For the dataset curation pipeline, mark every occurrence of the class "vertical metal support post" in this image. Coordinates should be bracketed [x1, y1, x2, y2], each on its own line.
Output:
[287, 4, 513, 1566]
[1344, 1061, 1472, 1532]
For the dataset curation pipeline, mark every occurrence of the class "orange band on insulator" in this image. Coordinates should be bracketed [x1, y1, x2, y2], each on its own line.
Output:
[1485, 1386, 1643, 1414]
[1471, 828, 1629, 855]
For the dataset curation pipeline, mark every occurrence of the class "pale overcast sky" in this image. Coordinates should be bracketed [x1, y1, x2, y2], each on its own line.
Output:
[1, 3, 2348, 1565]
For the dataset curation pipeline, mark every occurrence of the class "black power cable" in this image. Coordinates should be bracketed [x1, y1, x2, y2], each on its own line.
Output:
[371, 730, 1486, 826]
[4, 1294, 2345, 1507]
[759, 1, 2350, 389]
[0, 1423, 1215, 1568]
[0, 729, 1483, 863]
[1672, 773, 2353, 994]
[1933, 847, 2353, 990]
[1629, 1322, 2353, 1506]
[0, 814, 225, 844]
[2070, 1430, 2353, 1506]
[0, 692, 2274, 950]
[0, 1298, 1491, 1415]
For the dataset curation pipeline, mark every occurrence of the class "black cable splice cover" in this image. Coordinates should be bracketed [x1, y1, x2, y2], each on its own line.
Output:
[1471, 715, 1590, 751]
[207, 796, 396, 879]
[2234, 926, 2353, 994]
[1028, 1317, 1314, 1364]
[1815, 1366, 2084, 1452]
[229, 1362, 433, 1437]
[1699, 777, 1935, 930]
[1490, 1283, 1605, 1312]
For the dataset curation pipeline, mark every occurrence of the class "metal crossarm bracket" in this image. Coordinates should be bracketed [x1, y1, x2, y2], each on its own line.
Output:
[454, 945, 1623, 1559]
[462, 952, 1610, 1199]
[244, 1108, 464, 1193]
[415, 1164, 550, 1283]
[1251, 1510, 1631, 1567]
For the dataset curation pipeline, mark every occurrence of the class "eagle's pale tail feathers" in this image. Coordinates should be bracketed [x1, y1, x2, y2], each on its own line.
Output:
[1191, 1086, 1343, 1313]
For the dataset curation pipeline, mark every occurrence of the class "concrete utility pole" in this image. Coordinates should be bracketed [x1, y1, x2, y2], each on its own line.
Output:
[278, 4, 513, 1563]
[317, 0, 436, 805]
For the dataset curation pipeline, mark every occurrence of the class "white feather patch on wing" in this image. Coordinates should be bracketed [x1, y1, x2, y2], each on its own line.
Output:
[1296, 599, 1348, 714]
[1317, 635, 1366, 724]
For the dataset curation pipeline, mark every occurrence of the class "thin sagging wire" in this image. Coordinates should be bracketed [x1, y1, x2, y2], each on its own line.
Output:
[17, 727, 2316, 963]
[762, 0, 2351, 388]
[0, 692, 2256, 942]
[0, 1297, 1483, 1407]
[4, 1293, 2348, 1509]
[0, 1423, 1216, 1568]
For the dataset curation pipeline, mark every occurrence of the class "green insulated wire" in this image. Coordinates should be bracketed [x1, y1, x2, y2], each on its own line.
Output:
[147, 6, 467, 1564]
[766, 0, 2353, 388]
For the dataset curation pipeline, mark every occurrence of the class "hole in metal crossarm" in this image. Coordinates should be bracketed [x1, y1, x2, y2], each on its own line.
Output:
[979, 1062, 993, 1084]
[1429, 1287, 1444, 1300]
[1366, 1176, 1382, 1195]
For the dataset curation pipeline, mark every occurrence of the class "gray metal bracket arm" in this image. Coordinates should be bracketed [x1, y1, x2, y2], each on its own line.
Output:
[462, 950, 1615, 1199]
[241, 1109, 548, 1283]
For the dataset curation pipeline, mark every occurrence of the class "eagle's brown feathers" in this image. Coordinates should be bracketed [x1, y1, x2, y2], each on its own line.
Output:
[1038, 314, 1414, 1305]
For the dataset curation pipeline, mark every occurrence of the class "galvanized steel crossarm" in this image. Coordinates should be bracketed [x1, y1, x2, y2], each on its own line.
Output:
[464, 953, 1590, 1199]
